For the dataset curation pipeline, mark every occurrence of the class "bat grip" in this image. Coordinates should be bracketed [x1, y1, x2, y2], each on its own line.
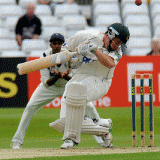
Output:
[70, 51, 78, 57]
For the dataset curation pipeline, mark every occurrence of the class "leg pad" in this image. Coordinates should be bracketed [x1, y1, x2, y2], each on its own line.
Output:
[49, 117, 109, 136]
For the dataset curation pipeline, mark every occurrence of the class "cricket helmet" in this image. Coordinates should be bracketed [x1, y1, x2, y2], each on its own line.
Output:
[107, 23, 130, 47]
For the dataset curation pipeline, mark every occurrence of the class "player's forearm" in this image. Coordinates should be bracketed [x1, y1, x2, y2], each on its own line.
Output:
[95, 50, 115, 69]
[46, 76, 60, 86]
[16, 34, 22, 46]
[63, 75, 71, 81]
[46, 74, 71, 86]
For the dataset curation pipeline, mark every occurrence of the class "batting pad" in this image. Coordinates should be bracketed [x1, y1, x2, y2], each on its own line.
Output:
[49, 117, 109, 135]
[63, 82, 87, 143]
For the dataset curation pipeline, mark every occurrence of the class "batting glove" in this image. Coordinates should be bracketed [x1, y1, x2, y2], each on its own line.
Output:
[77, 43, 97, 56]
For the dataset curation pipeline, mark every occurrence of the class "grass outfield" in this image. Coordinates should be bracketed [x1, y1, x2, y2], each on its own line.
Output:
[0, 107, 160, 159]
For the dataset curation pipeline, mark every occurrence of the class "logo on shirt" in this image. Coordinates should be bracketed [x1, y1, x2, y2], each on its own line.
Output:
[82, 56, 94, 63]
[62, 43, 67, 46]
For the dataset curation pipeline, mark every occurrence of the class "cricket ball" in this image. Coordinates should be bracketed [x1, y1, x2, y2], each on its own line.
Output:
[135, 0, 142, 6]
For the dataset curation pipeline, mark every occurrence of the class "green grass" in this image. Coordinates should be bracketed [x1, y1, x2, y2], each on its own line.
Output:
[1, 107, 160, 159]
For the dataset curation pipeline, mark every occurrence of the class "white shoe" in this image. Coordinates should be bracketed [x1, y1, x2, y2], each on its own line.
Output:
[102, 132, 113, 147]
[109, 143, 114, 148]
[94, 134, 114, 148]
[11, 142, 22, 149]
[94, 118, 113, 148]
[61, 139, 77, 149]
[98, 142, 114, 148]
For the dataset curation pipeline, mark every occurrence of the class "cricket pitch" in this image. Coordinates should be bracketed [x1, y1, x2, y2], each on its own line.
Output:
[0, 147, 160, 159]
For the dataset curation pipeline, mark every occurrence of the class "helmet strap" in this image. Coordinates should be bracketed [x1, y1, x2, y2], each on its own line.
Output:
[107, 39, 113, 52]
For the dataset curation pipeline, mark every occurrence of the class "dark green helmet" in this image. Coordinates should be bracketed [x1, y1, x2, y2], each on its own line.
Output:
[107, 23, 130, 47]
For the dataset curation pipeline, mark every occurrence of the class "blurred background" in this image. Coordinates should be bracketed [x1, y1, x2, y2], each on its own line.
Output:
[0, 0, 159, 57]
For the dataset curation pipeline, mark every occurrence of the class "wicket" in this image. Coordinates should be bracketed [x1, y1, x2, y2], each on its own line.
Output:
[131, 74, 154, 147]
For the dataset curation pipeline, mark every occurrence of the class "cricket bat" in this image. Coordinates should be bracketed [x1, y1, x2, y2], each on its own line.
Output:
[17, 50, 78, 75]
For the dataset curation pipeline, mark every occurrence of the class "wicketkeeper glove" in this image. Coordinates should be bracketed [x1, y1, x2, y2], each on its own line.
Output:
[77, 43, 98, 56]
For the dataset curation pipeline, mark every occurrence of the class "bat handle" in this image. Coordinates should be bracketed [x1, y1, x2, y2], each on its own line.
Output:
[70, 51, 78, 58]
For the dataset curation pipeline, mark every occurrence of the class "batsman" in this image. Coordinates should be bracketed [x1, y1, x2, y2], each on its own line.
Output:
[49, 23, 130, 149]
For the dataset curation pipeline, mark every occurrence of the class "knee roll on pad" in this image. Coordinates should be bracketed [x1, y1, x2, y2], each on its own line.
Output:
[66, 82, 87, 107]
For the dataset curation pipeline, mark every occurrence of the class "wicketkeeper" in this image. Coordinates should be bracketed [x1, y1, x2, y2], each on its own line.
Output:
[11, 33, 69, 149]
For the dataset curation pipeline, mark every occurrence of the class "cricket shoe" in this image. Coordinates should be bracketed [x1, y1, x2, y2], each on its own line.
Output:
[102, 132, 113, 148]
[11, 142, 22, 149]
[61, 139, 78, 149]
[95, 135, 114, 148]
[99, 142, 114, 148]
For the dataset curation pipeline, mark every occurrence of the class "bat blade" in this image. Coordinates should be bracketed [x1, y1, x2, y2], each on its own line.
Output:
[17, 50, 77, 75]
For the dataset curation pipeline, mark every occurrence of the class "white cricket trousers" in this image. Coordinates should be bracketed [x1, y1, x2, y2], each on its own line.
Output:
[60, 74, 112, 118]
[12, 83, 65, 144]
[61, 74, 112, 143]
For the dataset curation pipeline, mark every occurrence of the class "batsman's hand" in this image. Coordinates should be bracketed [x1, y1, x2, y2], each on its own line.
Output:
[77, 43, 97, 56]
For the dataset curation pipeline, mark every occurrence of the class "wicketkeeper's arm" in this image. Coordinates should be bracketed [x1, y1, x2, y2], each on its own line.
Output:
[46, 75, 60, 86]
[63, 74, 71, 81]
